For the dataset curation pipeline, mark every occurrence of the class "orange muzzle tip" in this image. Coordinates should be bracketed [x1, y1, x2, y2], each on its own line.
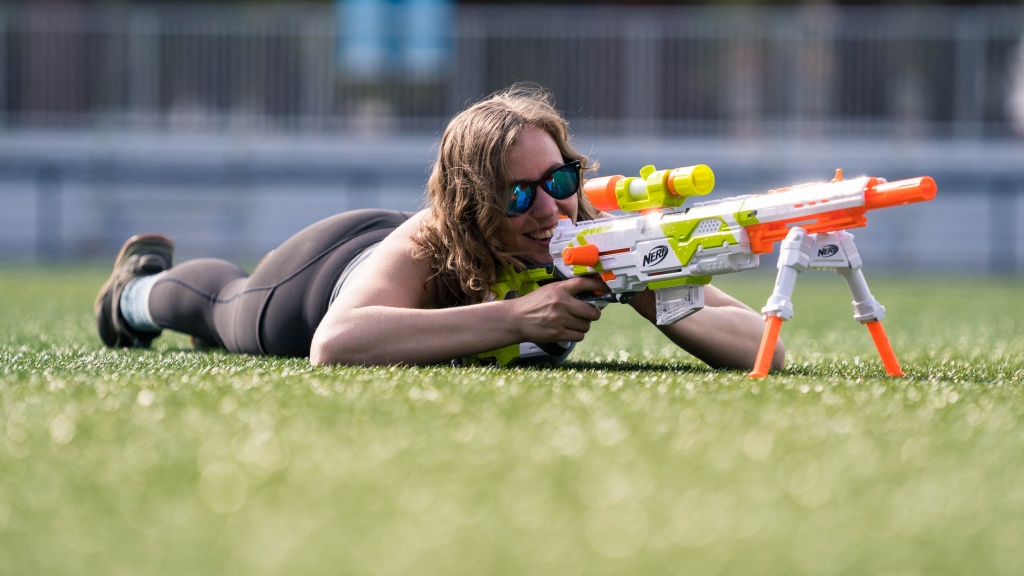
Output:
[865, 176, 937, 209]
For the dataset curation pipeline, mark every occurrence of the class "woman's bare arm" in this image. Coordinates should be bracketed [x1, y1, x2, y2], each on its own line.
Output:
[310, 213, 606, 366]
[626, 285, 785, 371]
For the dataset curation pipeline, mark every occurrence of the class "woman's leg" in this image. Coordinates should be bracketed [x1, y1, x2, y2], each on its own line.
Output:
[145, 258, 250, 351]
[148, 209, 413, 357]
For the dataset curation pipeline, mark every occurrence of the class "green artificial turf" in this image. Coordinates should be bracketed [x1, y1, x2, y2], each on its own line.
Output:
[1, 266, 1022, 575]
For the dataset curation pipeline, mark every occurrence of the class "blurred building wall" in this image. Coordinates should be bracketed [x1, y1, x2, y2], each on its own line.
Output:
[0, 3, 1022, 273]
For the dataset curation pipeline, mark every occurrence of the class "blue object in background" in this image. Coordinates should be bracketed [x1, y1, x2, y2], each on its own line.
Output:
[401, 0, 453, 77]
[337, 0, 452, 78]
[338, 0, 387, 77]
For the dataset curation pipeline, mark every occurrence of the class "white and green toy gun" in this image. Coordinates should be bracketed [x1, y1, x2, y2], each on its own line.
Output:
[550, 164, 937, 378]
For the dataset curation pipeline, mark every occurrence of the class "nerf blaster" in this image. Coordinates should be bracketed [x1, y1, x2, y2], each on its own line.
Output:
[548, 164, 937, 377]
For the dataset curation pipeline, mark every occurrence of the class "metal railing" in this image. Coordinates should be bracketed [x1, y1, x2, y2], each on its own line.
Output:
[2, 3, 1023, 138]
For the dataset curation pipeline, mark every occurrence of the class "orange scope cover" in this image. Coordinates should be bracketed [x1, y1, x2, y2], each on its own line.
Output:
[583, 175, 625, 212]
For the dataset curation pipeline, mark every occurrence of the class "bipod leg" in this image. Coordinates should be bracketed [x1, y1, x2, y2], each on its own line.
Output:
[748, 227, 810, 379]
[864, 320, 904, 377]
[749, 316, 784, 379]
[835, 261, 905, 378]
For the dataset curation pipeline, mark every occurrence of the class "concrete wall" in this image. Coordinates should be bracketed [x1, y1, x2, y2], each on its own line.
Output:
[1, 131, 1021, 275]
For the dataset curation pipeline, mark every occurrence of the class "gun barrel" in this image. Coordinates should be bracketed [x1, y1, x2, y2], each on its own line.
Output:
[864, 176, 937, 210]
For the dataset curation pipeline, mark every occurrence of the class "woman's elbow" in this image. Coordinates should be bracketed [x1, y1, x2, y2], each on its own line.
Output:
[309, 333, 334, 366]
[309, 329, 355, 366]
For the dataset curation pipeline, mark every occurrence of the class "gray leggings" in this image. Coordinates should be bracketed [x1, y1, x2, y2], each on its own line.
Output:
[149, 209, 414, 357]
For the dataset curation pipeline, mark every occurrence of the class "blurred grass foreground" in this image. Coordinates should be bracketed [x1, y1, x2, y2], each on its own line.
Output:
[1, 267, 1023, 575]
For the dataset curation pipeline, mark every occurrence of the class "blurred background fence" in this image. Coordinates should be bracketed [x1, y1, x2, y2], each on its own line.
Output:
[1, 2, 1022, 272]
[5, 3, 1024, 136]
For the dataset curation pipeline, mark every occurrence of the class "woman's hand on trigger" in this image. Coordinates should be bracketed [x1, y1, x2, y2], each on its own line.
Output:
[505, 276, 606, 344]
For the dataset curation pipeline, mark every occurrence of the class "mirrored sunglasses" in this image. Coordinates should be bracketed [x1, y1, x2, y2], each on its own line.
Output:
[506, 160, 582, 216]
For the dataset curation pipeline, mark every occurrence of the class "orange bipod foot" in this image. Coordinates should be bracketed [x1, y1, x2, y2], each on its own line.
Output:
[865, 320, 905, 377]
[748, 315, 784, 379]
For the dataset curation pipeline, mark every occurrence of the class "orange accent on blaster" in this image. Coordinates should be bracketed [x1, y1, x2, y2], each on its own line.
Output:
[865, 320, 905, 377]
[600, 271, 616, 281]
[562, 244, 600, 267]
[748, 315, 784, 379]
[745, 208, 869, 254]
[583, 175, 625, 212]
[864, 176, 937, 209]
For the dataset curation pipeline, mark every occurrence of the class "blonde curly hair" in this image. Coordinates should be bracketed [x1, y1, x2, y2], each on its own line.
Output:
[415, 84, 600, 307]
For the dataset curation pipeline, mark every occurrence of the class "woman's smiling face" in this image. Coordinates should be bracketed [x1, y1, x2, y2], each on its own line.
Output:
[496, 126, 579, 264]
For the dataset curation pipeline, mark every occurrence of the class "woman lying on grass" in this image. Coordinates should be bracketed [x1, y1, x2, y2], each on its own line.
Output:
[95, 84, 784, 369]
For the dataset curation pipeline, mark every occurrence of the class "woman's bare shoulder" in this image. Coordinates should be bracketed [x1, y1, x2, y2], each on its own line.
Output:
[380, 209, 429, 247]
[339, 210, 437, 308]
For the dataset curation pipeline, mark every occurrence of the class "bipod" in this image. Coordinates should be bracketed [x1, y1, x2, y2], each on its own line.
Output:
[748, 226, 905, 379]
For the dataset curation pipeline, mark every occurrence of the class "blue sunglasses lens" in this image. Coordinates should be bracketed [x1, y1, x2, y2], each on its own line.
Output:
[507, 185, 534, 214]
[545, 165, 579, 199]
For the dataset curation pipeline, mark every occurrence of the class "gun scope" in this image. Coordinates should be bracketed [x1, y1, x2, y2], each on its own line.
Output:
[584, 164, 715, 213]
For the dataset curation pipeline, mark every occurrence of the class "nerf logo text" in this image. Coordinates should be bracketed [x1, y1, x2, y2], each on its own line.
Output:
[818, 244, 839, 258]
[643, 245, 670, 268]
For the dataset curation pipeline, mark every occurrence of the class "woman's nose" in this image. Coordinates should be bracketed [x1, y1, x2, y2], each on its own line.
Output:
[530, 185, 559, 217]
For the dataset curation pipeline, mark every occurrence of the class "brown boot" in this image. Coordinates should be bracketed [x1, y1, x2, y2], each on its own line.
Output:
[94, 234, 174, 348]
